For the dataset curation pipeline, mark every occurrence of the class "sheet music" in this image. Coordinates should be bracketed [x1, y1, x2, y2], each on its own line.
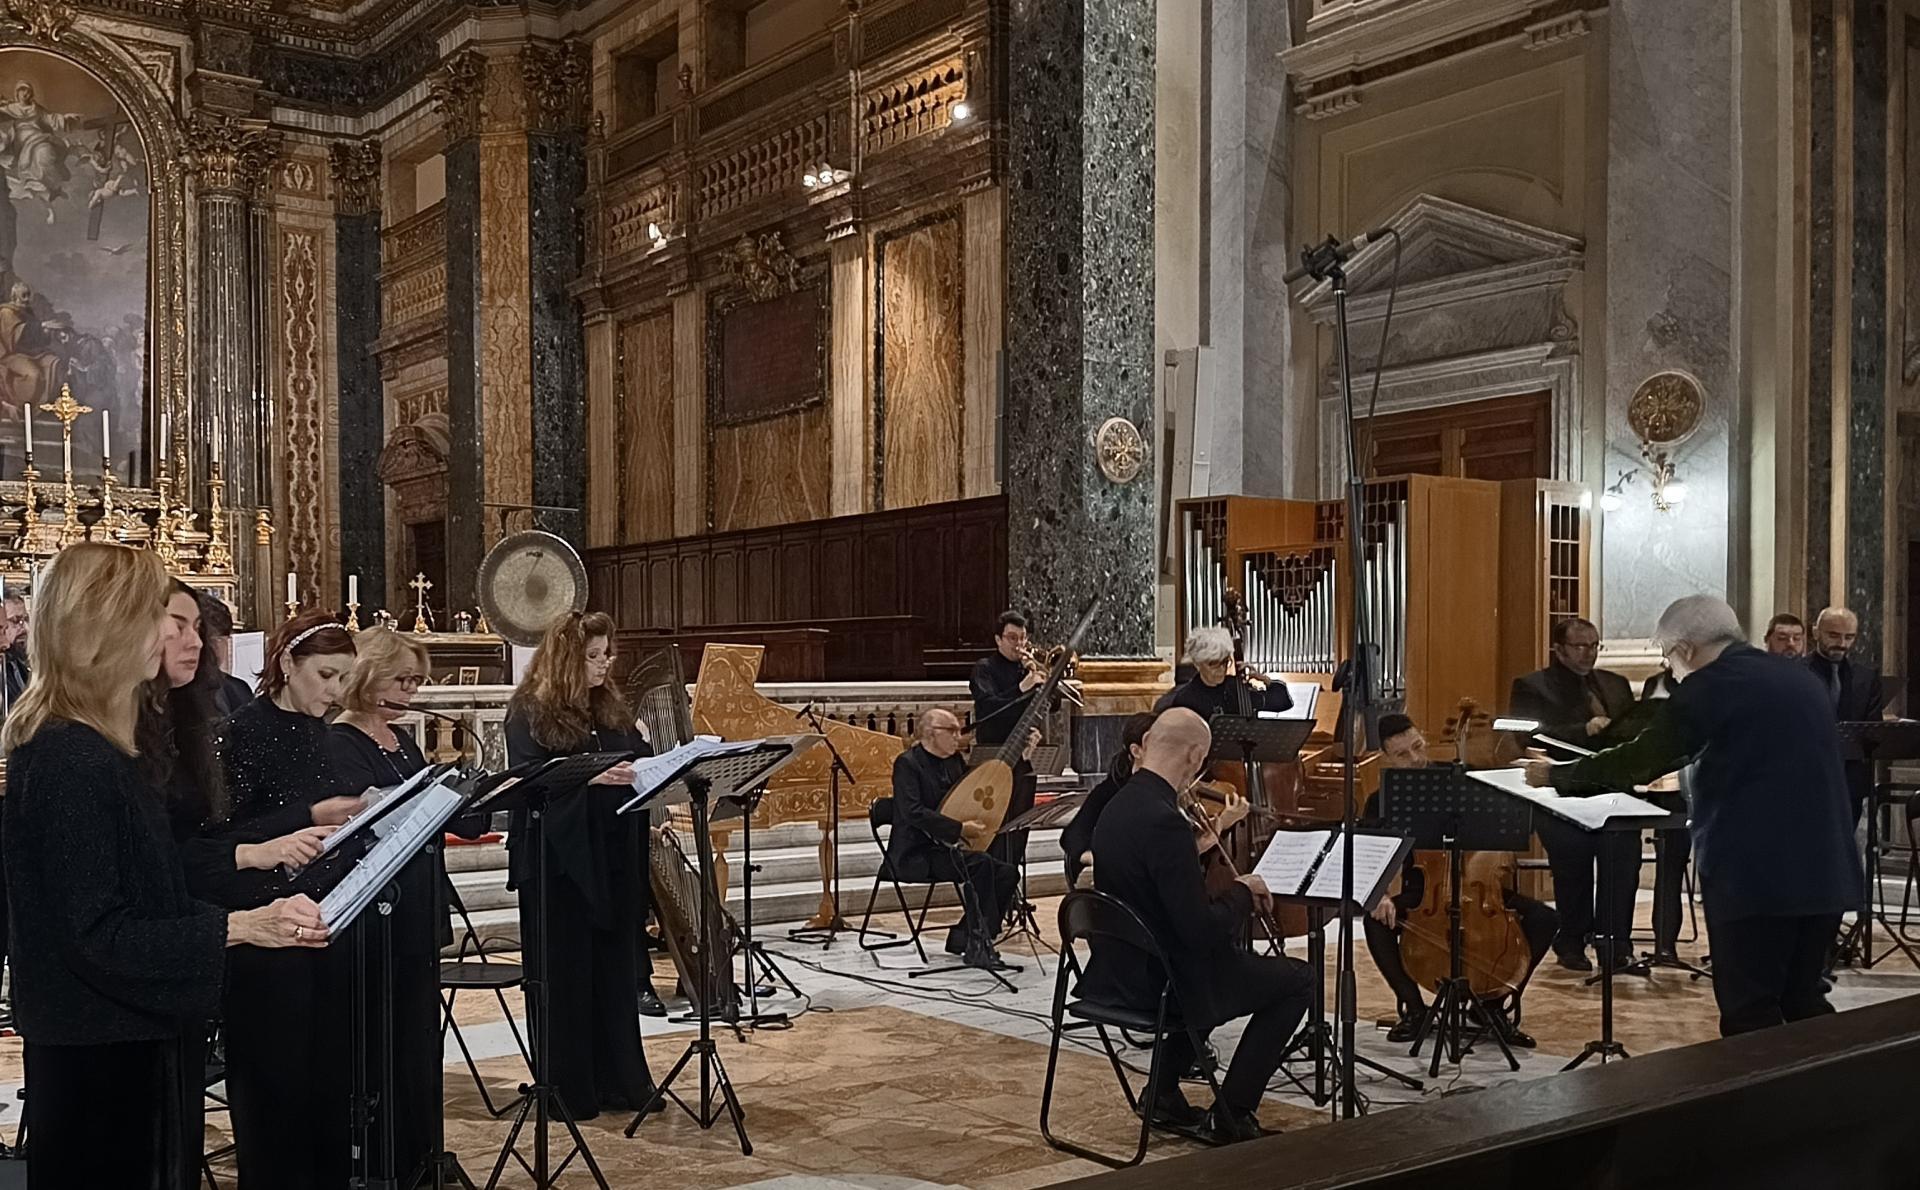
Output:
[320, 782, 464, 930]
[1534, 734, 1596, 757]
[1276, 682, 1321, 722]
[316, 764, 443, 858]
[1468, 765, 1667, 830]
[1304, 832, 1405, 901]
[628, 735, 765, 799]
[1252, 830, 1334, 896]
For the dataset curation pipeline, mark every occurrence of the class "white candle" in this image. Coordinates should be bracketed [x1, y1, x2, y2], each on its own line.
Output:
[159, 413, 168, 461]
[29, 562, 39, 593]
[62, 426, 70, 476]
[287, 572, 298, 605]
[348, 574, 359, 606]
[23, 402, 31, 456]
[101, 409, 109, 464]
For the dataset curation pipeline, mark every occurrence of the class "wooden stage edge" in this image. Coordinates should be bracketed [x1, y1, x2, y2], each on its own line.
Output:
[1058, 995, 1920, 1190]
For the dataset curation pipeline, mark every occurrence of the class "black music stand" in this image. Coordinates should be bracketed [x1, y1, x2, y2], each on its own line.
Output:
[468, 750, 637, 1190]
[1835, 721, 1920, 969]
[1207, 715, 1316, 784]
[1266, 826, 1421, 1107]
[619, 739, 813, 1157]
[1379, 767, 1533, 1076]
[787, 702, 858, 947]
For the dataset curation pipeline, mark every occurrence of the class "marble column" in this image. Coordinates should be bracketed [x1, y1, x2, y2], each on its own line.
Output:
[1846, 0, 1890, 661]
[186, 114, 281, 610]
[829, 236, 871, 516]
[330, 140, 386, 613]
[1003, 0, 1157, 655]
[1601, 0, 1735, 638]
[438, 55, 486, 608]
[525, 43, 592, 547]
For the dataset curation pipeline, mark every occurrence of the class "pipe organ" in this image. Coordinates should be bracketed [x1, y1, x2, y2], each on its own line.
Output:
[1176, 475, 1592, 735]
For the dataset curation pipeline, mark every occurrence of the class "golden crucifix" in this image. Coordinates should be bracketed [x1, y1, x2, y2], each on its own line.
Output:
[409, 571, 434, 634]
[40, 386, 92, 547]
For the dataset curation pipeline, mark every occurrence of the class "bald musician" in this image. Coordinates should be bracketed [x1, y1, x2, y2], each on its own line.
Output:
[1361, 714, 1556, 1046]
[887, 708, 1019, 966]
[1081, 709, 1312, 1143]
[1806, 606, 1887, 825]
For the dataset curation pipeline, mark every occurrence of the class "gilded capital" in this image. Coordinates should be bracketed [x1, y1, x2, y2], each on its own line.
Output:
[184, 113, 282, 197]
[520, 41, 589, 134]
[0, 0, 77, 42]
[328, 140, 382, 216]
[430, 51, 486, 142]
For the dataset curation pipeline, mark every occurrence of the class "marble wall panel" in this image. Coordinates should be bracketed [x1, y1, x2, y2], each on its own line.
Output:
[1808, 0, 1837, 610]
[529, 132, 588, 545]
[620, 311, 677, 542]
[877, 213, 964, 510]
[710, 406, 831, 532]
[1849, 0, 1889, 661]
[444, 138, 483, 608]
[280, 225, 328, 610]
[586, 318, 619, 548]
[961, 188, 1003, 498]
[1601, 0, 1735, 637]
[672, 289, 706, 537]
[478, 136, 534, 550]
[830, 239, 872, 516]
[335, 209, 386, 608]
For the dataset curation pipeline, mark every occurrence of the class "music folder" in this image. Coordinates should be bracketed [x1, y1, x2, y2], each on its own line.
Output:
[1251, 827, 1411, 912]
[461, 750, 640, 817]
[618, 734, 823, 822]
[319, 776, 469, 931]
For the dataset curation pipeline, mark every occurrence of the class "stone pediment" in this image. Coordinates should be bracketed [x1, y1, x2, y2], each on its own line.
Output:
[1301, 194, 1583, 319]
[377, 412, 450, 485]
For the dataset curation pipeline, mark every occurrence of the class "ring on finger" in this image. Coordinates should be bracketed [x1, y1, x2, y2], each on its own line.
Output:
[295, 926, 305, 940]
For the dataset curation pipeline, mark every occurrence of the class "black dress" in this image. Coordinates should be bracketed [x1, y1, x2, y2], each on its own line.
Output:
[5, 720, 227, 1190]
[503, 710, 653, 1120]
[209, 696, 354, 1190]
[327, 723, 440, 1184]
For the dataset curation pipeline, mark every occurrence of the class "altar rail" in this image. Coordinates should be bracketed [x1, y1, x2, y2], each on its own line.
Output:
[1059, 995, 1920, 1189]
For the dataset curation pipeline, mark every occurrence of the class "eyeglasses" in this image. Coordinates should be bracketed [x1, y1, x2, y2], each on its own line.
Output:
[392, 674, 427, 689]
[1560, 641, 1604, 653]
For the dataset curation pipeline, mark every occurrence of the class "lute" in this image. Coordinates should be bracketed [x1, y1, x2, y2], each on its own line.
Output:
[940, 595, 1102, 850]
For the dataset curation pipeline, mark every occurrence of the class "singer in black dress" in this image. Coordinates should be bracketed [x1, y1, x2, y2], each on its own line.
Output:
[210, 612, 367, 1190]
[3, 545, 328, 1190]
[504, 610, 656, 1121]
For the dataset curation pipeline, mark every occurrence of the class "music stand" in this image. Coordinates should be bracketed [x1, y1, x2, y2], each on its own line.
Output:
[467, 750, 637, 1190]
[1835, 721, 1920, 969]
[619, 738, 815, 1157]
[1379, 767, 1533, 1076]
[787, 703, 859, 947]
[1206, 713, 1315, 914]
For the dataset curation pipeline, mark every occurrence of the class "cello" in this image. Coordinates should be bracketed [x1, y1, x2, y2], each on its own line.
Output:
[1395, 699, 1533, 1002]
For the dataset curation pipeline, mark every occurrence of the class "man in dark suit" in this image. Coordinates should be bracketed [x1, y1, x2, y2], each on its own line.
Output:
[1507, 616, 1639, 970]
[1528, 596, 1861, 1036]
[887, 708, 1017, 966]
[1805, 606, 1886, 824]
[1082, 708, 1313, 1143]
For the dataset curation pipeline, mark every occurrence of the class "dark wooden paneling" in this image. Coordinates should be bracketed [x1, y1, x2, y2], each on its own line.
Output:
[587, 495, 1006, 679]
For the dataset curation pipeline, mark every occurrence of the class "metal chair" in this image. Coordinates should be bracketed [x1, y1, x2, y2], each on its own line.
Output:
[1039, 889, 1223, 1169]
[439, 875, 532, 1118]
[856, 797, 940, 962]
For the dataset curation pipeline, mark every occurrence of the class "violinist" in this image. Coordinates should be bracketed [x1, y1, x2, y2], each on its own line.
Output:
[1061, 711, 1157, 887]
[1082, 709, 1312, 1144]
[1361, 714, 1557, 1046]
[1154, 627, 1291, 719]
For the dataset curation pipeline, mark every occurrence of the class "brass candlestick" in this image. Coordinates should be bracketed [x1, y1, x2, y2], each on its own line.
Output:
[152, 460, 179, 568]
[203, 462, 232, 574]
[90, 457, 122, 543]
[345, 599, 362, 632]
[17, 452, 52, 555]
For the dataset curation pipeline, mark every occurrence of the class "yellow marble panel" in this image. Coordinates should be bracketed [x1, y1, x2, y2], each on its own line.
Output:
[879, 214, 964, 510]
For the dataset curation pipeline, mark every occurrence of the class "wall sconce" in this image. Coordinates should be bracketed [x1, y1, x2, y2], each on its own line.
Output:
[1599, 370, 1705, 515]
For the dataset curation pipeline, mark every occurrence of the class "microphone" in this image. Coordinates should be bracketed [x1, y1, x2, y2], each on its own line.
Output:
[1282, 228, 1394, 285]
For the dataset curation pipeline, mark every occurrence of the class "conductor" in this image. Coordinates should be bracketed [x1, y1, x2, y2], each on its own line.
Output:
[1525, 596, 1861, 1036]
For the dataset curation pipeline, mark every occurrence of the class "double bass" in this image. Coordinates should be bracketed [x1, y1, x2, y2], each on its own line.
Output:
[1395, 699, 1533, 1000]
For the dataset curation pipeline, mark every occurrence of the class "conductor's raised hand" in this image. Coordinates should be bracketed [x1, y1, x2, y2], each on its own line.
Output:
[591, 761, 637, 787]
[231, 895, 331, 949]
[310, 795, 366, 827]
[236, 825, 335, 871]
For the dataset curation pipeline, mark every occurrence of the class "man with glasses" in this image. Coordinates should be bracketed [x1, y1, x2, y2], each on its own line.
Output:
[1508, 617, 1639, 971]
[0, 590, 25, 720]
[887, 708, 1020, 967]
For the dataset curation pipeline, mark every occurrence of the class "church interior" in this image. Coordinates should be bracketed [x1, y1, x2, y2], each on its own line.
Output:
[0, 0, 1918, 1186]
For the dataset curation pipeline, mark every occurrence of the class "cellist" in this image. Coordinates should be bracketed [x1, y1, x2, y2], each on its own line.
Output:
[1361, 713, 1558, 1046]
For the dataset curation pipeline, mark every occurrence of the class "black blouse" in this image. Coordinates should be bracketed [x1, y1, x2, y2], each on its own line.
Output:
[3, 720, 227, 1044]
[328, 720, 429, 793]
[201, 696, 348, 909]
[502, 707, 647, 928]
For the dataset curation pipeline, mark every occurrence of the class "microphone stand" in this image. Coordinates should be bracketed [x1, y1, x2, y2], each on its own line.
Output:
[788, 703, 858, 947]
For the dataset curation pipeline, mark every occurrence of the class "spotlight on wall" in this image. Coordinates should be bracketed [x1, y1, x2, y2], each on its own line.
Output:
[950, 98, 973, 123]
[804, 162, 845, 189]
[802, 171, 819, 188]
[646, 221, 664, 244]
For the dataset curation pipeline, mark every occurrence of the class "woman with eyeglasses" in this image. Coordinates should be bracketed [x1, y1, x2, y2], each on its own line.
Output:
[503, 610, 656, 1121]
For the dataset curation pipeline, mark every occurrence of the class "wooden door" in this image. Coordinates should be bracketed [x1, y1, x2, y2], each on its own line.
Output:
[1362, 392, 1552, 481]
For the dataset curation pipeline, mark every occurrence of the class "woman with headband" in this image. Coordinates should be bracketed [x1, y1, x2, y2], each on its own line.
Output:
[503, 610, 656, 1120]
[211, 610, 365, 1189]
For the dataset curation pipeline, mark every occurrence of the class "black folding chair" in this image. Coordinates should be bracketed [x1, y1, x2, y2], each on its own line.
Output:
[1039, 889, 1223, 1168]
[856, 797, 940, 963]
[439, 874, 532, 1117]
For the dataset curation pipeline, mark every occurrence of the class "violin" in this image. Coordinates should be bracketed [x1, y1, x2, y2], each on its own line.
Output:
[1395, 699, 1534, 999]
[1177, 778, 1281, 941]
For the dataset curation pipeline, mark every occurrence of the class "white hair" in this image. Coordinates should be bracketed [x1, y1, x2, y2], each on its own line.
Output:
[1654, 595, 1746, 651]
[1185, 626, 1235, 666]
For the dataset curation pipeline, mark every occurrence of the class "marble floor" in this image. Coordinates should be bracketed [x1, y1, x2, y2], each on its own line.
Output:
[1, 892, 1915, 1188]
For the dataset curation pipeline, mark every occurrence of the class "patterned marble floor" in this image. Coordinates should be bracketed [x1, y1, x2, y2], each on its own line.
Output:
[0, 892, 1913, 1188]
